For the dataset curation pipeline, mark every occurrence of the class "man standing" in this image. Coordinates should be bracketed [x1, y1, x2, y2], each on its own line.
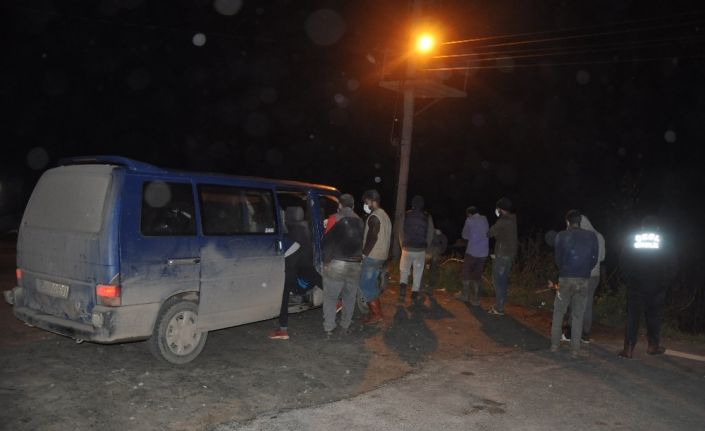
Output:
[487, 197, 518, 316]
[578, 215, 605, 343]
[458, 206, 489, 306]
[550, 210, 598, 358]
[618, 216, 677, 358]
[321, 193, 364, 337]
[359, 189, 392, 325]
[399, 195, 435, 306]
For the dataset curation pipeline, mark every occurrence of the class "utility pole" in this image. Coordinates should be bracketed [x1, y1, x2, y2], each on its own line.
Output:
[391, 0, 422, 258]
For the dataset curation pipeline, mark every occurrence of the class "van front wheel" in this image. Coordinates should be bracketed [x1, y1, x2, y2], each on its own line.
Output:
[148, 300, 208, 364]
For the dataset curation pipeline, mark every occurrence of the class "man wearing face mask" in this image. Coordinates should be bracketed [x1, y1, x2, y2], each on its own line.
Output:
[359, 189, 392, 325]
[487, 197, 518, 316]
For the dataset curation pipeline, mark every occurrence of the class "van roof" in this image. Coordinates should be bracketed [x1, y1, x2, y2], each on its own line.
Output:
[58, 156, 339, 193]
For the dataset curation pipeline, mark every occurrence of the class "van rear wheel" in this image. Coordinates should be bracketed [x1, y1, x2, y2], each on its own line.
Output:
[148, 300, 208, 364]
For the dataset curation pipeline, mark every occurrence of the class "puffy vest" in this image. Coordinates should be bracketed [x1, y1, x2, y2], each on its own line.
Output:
[403, 210, 429, 249]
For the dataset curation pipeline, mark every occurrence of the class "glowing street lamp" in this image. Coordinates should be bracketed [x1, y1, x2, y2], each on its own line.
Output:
[415, 33, 435, 53]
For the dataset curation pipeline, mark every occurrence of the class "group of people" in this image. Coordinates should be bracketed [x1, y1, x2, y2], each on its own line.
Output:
[548, 210, 673, 359]
[458, 197, 518, 316]
[269, 190, 674, 361]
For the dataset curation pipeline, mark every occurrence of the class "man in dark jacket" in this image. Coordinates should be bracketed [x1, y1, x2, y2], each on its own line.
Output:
[321, 194, 364, 336]
[618, 216, 677, 358]
[550, 209, 598, 358]
[487, 197, 518, 315]
[398, 195, 435, 305]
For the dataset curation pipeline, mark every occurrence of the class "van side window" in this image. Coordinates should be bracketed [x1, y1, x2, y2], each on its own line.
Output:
[141, 182, 196, 236]
[199, 185, 277, 235]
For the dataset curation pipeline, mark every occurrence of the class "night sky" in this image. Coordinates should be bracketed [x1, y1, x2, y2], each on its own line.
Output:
[3, 0, 705, 252]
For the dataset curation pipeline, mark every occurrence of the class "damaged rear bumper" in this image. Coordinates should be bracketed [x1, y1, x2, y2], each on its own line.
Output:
[7, 287, 160, 343]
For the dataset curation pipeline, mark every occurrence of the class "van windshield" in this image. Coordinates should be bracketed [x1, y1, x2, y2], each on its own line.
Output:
[23, 165, 113, 233]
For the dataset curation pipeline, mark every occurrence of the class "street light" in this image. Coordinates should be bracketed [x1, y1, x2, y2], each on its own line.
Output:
[415, 33, 435, 53]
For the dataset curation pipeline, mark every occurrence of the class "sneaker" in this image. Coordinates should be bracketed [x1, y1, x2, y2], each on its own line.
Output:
[487, 306, 504, 316]
[325, 330, 334, 340]
[268, 329, 289, 340]
[580, 336, 591, 344]
[561, 333, 571, 343]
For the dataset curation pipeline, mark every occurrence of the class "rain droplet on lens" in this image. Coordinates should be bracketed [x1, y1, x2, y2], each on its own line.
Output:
[664, 130, 677, 143]
[576, 69, 590, 85]
[305, 9, 345, 46]
[374, 176, 382, 184]
[347, 79, 360, 91]
[144, 181, 172, 208]
[27, 147, 50, 171]
[192, 33, 207, 47]
[213, 0, 243, 16]
[472, 113, 485, 127]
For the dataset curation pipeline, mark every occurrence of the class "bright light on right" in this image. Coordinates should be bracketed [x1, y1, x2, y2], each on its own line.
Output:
[416, 34, 435, 53]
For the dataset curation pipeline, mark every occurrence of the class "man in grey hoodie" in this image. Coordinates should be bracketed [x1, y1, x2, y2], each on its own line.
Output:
[578, 215, 606, 342]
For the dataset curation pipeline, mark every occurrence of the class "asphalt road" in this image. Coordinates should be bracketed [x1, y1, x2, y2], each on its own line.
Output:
[1, 238, 704, 431]
[219, 345, 705, 431]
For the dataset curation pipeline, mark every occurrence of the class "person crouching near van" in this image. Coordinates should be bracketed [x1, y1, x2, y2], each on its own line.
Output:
[321, 194, 365, 337]
[359, 189, 392, 325]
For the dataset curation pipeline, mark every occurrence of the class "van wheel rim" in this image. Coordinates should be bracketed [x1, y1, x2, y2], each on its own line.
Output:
[166, 310, 200, 356]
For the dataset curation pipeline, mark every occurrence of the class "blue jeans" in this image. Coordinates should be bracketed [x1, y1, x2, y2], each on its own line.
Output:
[359, 257, 385, 302]
[491, 256, 513, 312]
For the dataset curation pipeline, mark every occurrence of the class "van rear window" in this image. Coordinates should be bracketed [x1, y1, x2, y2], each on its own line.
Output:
[23, 166, 112, 233]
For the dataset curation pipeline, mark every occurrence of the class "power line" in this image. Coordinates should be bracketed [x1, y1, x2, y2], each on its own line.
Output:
[443, 18, 705, 51]
[431, 34, 705, 63]
[433, 34, 705, 60]
[422, 54, 704, 72]
[442, 9, 705, 46]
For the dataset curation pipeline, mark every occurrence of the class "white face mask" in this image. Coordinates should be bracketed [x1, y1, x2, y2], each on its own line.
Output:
[363, 203, 372, 214]
[495, 208, 501, 218]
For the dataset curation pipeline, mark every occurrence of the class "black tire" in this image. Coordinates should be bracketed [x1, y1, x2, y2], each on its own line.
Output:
[148, 299, 208, 365]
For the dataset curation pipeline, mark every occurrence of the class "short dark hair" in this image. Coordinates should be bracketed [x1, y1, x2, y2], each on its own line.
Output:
[339, 193, 354, 208]
[362, 189, 381, 204]
[466, 206, 478, 216]
[566, 209, 582, 226]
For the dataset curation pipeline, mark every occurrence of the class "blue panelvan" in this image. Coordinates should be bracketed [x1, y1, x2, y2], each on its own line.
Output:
[4, 156, 340, 364]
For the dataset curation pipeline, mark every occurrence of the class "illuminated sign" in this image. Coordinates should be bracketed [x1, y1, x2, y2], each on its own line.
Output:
[634, 233, 660, 249]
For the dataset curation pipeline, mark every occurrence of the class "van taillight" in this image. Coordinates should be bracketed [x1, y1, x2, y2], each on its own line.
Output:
[96, 284, 121, 306]
[16, 268, 22, 282]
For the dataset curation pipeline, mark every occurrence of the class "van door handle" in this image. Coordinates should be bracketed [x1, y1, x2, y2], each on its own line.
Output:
[167, 257, 201, 266]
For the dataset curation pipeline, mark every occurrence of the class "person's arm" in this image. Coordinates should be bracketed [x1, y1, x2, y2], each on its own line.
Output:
[589, 233, 599, 270]
[362, 216, 380, 257]
[554, 233, 564, 269]
[488, 219, 501, 238]
[462, 219, 471, 240]
[426, 215, 435, 248]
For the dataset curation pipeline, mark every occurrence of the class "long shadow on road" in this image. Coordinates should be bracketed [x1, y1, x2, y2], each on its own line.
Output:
[467, 303, 549, 351]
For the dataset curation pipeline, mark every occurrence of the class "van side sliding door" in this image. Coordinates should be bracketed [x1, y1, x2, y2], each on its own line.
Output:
[196, 184, 284, 331]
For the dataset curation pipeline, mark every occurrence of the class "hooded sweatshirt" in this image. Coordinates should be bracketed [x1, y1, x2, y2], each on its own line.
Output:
[579, 216, 606, 278]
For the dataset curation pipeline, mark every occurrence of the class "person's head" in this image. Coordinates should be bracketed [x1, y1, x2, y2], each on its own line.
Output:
[495, 197, 512, 217]
[411, 195, 425, 211]
[362, 189, 381, 213]
[338, 193, 354, 210]
[466, 206, 478, 217]
[566, 209, 582, 228]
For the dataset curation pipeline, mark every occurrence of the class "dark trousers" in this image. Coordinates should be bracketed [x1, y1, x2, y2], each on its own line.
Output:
[278, 258, 322, 328]
[625, 289, 665, 346]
